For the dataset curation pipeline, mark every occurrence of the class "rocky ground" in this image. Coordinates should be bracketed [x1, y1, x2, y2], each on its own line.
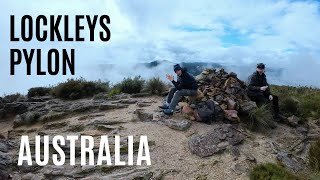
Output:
[1, 92, 320, 180]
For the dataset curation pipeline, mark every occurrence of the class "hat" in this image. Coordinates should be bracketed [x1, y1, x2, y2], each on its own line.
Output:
[174, 64, 183, 72]
[257, 63, 265, 69]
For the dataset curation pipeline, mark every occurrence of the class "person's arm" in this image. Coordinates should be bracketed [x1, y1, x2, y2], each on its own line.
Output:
[171, 79, 181, 90]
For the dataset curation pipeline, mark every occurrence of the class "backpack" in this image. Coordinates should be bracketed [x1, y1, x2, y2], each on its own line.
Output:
[194, 99, 218, 124]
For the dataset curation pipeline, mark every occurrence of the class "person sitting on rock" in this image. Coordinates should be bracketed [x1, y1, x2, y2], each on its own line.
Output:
[159, 64, 198, 115]
[247, 63, 285, 120]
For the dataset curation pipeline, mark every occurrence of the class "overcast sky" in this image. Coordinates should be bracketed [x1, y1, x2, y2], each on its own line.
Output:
[1, 0, 320, 95]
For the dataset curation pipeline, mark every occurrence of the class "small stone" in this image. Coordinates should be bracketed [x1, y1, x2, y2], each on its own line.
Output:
[287, 115, 300, 127]
[165, 119, 191, 131]
[245, 155, 257, 163]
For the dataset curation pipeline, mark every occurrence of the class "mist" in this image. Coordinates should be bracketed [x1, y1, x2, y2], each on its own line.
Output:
[1, 0, 320, 95]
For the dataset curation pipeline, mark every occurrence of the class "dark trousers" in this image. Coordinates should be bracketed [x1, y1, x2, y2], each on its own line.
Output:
[167, 87, 197, 110]
[248, 94, 279, 113]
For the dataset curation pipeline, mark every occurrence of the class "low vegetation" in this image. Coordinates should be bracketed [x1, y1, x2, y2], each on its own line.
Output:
[271, 85, 320, 119]
[51, 78, 110, 100]
[308, 140, 320, 172]
[145, 77, 167, 95]
[2, 93, 23, 103]
[249, 163, 301, 180]
[247, 104, 275, 131]
[114, 76, 145, 94]
[27, 87, 52, 97]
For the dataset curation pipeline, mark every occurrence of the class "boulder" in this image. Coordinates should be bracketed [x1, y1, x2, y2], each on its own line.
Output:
[13, 111, 41, 128]
[276, 152, 306, 172]
[188, 124, 245, 157]
[132, 109, 153, 121]
[165, 119, 191, 131]
[224, 110, 240, 122]
[239, 101, 257, 114]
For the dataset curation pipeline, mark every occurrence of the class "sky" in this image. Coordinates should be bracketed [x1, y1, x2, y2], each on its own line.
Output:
[0, 0, 320, 95]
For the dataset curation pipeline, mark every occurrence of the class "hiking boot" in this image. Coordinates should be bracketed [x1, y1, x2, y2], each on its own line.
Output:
[163, 109, 174, 115]
[159, 104, 169, 109]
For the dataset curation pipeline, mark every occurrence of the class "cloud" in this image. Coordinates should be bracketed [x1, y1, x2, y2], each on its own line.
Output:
[0, 0, 320, 95]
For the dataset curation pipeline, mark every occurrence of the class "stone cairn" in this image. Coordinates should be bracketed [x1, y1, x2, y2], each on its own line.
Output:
[183, 68, 257, 122]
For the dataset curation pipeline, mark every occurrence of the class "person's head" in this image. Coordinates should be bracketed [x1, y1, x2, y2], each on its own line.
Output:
[174, 64, 183, 76]
[256, 63, 265, 74]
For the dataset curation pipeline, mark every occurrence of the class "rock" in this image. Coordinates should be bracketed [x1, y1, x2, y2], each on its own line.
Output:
[188, 124, 245, 157]
[0, 169, 10, 180]
[130, 93, 151, 98]
[95, 124, 119, 132]
[2, 102, 28, 117]
[99, 103, 128, 110]
[38, 111, 66, 122]
[276, 152, 306, 172]
[116, 99, 138, 104]
[0, 152, 13, 171]
[71, 103, 97, 112]
[287, 115, 300, 127]
[136, 102, 151, 107]
[0, 139, 14, 153]
[231, 162, 247, 175]
[13, 111, 41, 128]
[132, 109, 153, 121]
[239, 101, 257, 114]
[245, 155, 257, 163]
[43, 121, 68, 130]
[165, 119, 191, 131]
[227, 99, 237, 110]
[152, 112, 163, 121]
[182, 105, 193, 115]
[224, 110, 240, 122]
[230, 146, 240, 160]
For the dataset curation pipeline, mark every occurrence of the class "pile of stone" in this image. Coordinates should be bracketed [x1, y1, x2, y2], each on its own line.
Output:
[184, 68, 257, 122]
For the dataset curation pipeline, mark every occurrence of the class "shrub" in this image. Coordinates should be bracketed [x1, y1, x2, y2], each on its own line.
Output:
[116, 76, 145, 94]
[108, 87, 121, 98]
[281, 97, 299, 116]
[3, 93, 23, 103]
[308, 140, 320, 172]
[248, 104, 275, 131]
[145, 77, 167, 95]
[249, 163, 301, 180]
[27, 87, 52, 97]
[271, 85, 320, 119]
[51, 78, 109, 100]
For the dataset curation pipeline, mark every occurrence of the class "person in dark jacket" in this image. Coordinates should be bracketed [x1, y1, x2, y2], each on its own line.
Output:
[160, 64, 198, 115]
[247, 63, 285, 120]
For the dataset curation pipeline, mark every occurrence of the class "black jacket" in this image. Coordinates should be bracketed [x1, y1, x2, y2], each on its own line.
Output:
[171, 70, 198, 90]
[247, 71, 271, 96]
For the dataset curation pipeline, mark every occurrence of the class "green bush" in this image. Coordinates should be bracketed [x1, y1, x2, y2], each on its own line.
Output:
[248, 104, 275, 131]
[108, 87, 121, 98]
[249, 163, 301, 180]
[27, 87, 52, 97]
[271, 85, 320, 119]
[116, 76, 145, 94]
[145, 77, 166, 95]
[308, 140, 320, 172]
[3, 93, 23, 103]
[51, 78, 110, 100]
[281, 97, 299, 116]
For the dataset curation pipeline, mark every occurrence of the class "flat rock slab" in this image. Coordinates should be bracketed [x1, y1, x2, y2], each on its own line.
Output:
[276, 152, 306, 172]
[188, 124, 245, 157]
[165, 119, 191, 131]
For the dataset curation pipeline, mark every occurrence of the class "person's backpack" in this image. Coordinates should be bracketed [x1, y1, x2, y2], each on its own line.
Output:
[194, 99, 218, 124]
